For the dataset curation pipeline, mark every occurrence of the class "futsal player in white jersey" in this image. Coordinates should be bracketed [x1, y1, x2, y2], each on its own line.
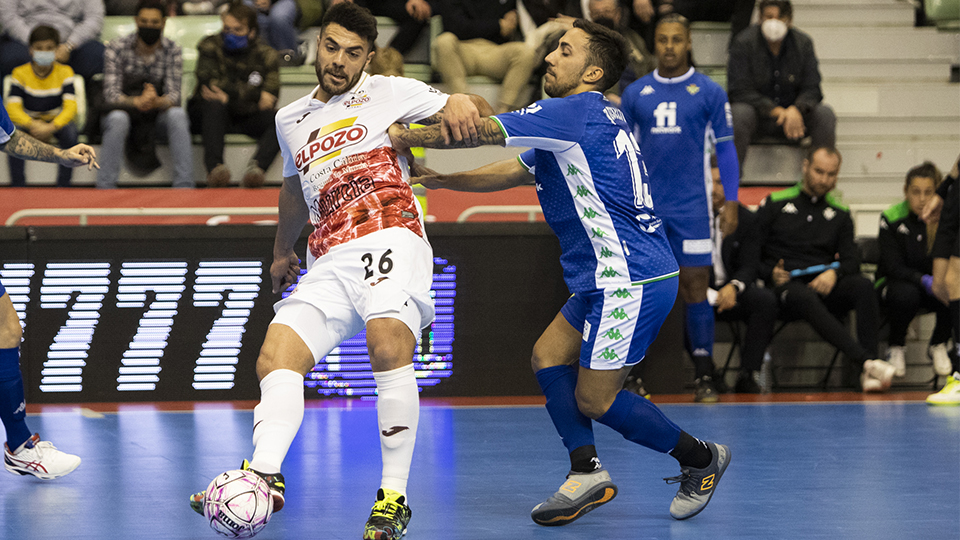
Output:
[390, 19, 730, 528]
[0, 99, 94, 479]
[188, 4, 487, 539]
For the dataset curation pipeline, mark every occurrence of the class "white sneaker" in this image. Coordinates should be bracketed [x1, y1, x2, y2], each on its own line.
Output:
[861, 360, 895, 392]
[887, 346, 906, 377]
[927, 372, 960, 406]
[4, 434, 81, 480]
[929, 343, 953, 377]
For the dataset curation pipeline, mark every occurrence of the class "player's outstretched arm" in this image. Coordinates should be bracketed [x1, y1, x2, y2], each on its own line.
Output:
[0, 130, 99, 170]
[418, 94, 494, 127]
[389, 118, 505, 153]
[415, 157, 534, 193]
[271, 174, 309, 294]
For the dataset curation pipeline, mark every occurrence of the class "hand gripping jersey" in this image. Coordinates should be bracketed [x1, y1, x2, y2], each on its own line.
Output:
[620, 68, 734, 219]
[493, 92, 679, 292]
[275, 73, 447, 259]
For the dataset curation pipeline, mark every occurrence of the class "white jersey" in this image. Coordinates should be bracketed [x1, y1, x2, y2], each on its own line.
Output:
[275, 73, 448, 259]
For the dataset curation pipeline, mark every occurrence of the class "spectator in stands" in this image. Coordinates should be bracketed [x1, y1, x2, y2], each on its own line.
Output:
[727, 0, 835, 172]
[628, 0, 755, 53]
[345, 0, 437, 55]
[708, 158, 778, 393]
[98, 0, 194, 189]
[4, 26, 79, 187]
[105, 0, 177, 16]
[746, 146, 895, 392]
[181, 0, 233, 15]
[188, 2, 281, 187]
[367, 46, 405, 77]
[432, 0, 538, 114]
[587, 0, 655, 101]
[247, 0, 302, 64]
[542, 0, 654, 104]
[0, 0, 105, 134]
[877, 162, 953, 379]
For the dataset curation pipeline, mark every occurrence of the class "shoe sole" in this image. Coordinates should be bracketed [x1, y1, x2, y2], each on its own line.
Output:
[4, 458, 80, 480]
[531, 483, 618, 526]
[672, 444, 731, 521]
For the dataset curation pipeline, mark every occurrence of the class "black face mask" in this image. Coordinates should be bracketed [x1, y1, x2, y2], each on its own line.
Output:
[138, 26, 162, 46]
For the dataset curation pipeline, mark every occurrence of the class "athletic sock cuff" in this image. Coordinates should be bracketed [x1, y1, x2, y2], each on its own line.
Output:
[373, 363, 416, 388]
[259, 369, 305, 392]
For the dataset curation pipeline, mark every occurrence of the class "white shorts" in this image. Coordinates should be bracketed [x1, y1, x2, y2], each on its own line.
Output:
[272, 227, 435, 364]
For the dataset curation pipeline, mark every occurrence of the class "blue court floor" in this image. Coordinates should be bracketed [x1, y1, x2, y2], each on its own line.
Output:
[1, 400, 957, 540]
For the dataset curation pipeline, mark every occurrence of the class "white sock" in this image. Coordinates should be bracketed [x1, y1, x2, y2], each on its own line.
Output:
[249, 369, 305, 474]
[374, 364, 419, 497]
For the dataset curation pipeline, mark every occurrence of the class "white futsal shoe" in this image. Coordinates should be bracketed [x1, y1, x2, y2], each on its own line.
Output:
[4, 433, 81, 480]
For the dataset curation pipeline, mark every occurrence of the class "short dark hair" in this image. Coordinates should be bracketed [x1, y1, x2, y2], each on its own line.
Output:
[905, 161, 942, 189]
[655, 12, 691, 34]
[759, 0, 792, 19]
[224, 2, 259, 35]
[29, 25, 60, 46]
[572, 18, 629, 92]
[135, 0, 167, 17]
[321, 1, 378, 50]
[805, 145, 842, 165]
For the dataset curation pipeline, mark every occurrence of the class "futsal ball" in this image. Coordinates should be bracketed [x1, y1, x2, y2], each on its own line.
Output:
[203, 469, 274, 538]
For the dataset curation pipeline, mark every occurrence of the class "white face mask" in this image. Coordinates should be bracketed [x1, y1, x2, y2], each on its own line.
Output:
[761, 18, 788, 42]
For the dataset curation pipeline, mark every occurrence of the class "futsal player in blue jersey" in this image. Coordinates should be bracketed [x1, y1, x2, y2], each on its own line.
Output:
[620, 14, 741, 402]
[0, 99, 95, 479]
[390, 19, 730, 527]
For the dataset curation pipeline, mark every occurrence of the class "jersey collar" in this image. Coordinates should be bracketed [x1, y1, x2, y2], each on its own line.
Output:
[653, 67, 695, 85]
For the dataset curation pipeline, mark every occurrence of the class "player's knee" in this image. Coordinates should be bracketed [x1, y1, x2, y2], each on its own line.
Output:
[575, 393, 611, 420]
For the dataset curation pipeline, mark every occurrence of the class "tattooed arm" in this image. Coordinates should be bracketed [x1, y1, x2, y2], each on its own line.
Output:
[390, 118, 505, 152]
[0, 130, 99, 169]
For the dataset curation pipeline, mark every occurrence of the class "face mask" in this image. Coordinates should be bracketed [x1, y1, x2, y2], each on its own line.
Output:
[138, 26, 162, 46]
[761, 18, 788, 42]
[32, 51, 56, 67]
[223, 32, 249, 52]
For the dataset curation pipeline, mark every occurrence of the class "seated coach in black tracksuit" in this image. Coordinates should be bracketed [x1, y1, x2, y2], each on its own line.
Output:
[744, 146, 894, 392]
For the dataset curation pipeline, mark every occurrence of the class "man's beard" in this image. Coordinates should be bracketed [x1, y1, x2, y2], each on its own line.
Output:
[315, 63, 363, 96]
[543, 73, 576, 98]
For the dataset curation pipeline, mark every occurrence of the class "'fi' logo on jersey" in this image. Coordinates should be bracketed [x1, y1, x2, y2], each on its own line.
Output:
[651, 102, 681, 134]
[686, 83, 700, 95]
[294, 116, 368, 173]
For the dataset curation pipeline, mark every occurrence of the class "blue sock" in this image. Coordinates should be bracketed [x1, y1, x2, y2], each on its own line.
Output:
[596, 390, 681, 454]
[0, 347, 31, 450]
[686, 300, 715, 358]
[535, 365, 595, 454]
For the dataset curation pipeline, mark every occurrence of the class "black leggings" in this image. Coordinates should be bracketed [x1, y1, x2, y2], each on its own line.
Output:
[884, 280, 953, 347]
[775, 275, 880, 364]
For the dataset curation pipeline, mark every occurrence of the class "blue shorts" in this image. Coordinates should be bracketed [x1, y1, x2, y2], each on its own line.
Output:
[560, 276, 678, 370]
[661, 214, 712, 267]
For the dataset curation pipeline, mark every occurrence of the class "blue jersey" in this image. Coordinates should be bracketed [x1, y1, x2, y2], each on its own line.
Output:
[493, 92, 679, 293]
[620, 68, 734, 219]
[0, 100, 14, 145]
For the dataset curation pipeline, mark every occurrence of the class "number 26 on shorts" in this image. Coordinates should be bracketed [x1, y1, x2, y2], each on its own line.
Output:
[361, 249, 394, 280]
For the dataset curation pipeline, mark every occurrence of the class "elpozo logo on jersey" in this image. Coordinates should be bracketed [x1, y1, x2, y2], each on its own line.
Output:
[295, 116, 368, 174]
[342, 94, 370, 109]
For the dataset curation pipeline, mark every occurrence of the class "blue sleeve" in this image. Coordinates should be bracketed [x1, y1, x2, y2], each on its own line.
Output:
[716, 139, 739, 202]
[0, 102, 14, 145]
[518, 149, 536, 173]
[492, 98, 585, 152]
[709, 83, 735, 143]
